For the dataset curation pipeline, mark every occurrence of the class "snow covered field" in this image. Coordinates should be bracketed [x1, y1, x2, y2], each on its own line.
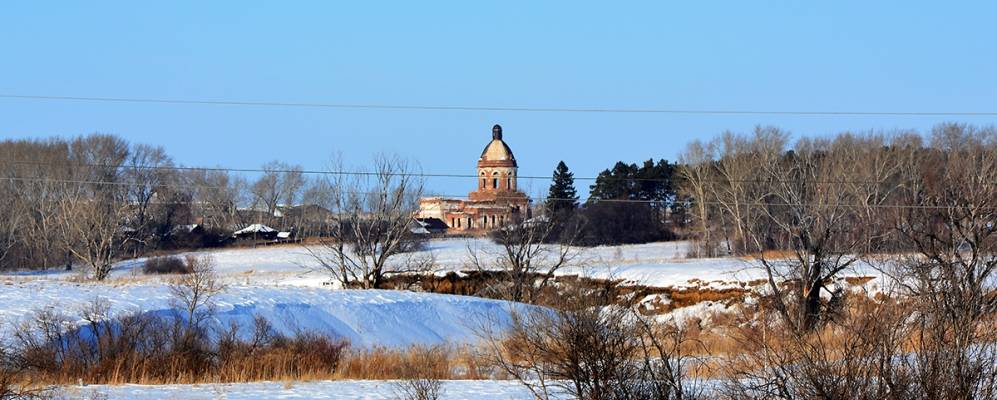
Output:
[56, 380, 555, 400]
[0, 281, 527, 348]
[0, 238, 884, 398]
[7, 238, 880, 289]
[1, 238, 885, 346]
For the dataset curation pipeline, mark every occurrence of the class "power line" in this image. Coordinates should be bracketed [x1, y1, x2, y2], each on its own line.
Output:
[3, 94, 997, 116]
[7, 160, 910, 186]
[4, 175, 988, 210]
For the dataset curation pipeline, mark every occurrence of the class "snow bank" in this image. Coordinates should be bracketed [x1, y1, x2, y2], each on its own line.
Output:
[57, 380, 556, 400]
[0, 281, 529, 348]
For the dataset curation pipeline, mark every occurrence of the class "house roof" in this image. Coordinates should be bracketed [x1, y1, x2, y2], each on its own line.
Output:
[416, 217, 449, 231]
[233, 223, 277, 235]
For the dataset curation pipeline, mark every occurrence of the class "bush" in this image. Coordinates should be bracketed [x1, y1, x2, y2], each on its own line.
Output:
[8, 305, 348, 385]
[142, 256, 190, 274]
[479, 285, 700, 400]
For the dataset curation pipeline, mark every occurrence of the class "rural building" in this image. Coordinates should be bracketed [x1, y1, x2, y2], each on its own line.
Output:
[417, 124, 530, 232]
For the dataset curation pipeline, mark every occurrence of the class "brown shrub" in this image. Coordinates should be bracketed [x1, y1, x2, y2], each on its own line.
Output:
[142, 256, 190, 274]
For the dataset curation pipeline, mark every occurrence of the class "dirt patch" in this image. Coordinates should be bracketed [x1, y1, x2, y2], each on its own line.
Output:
[844, 276, 876, 285]
[377, 271, 749, 316]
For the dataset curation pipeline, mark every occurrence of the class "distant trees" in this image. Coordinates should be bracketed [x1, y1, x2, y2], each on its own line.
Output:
[0, 131, 413, 275]
[0, 135, 217, 272]
[887, 124, 997, 397]
[59, 134, 131, 280]
[124, 144, 174, 231]
[572, 159, 678, 246]
[188, 168, 250, 232]
[589, 159, 675, 203]
[716, 124, 997, 399]
[678, 127, 913, 331]
[250, 161, 305, 226]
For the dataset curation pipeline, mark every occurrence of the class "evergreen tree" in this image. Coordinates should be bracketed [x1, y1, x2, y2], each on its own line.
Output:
[588, 159, 675, 204]
[546, 161, 579, 214]
[581, 159, 678, 245]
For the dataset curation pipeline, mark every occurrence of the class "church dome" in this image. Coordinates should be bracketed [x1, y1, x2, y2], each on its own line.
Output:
[479, 124, 517, 165]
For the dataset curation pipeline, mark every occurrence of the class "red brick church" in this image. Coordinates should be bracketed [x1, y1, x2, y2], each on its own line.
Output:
[417, 124, 530, 232]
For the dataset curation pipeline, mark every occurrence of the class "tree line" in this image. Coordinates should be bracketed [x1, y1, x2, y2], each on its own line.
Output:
[675, 123, 997, 397]
[544, 158, 683, 246]
[0, 134, 331, 275]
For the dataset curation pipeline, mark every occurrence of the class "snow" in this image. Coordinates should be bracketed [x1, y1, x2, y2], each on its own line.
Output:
[56, 380, 557, 400]
[660, 301, 731, 326]
[1, 238, 886, 348]
[0, 281, 529, 348]
[8, 239, 881, 290]
[0, 238, 878, 396]
[233, 223, 277, 235]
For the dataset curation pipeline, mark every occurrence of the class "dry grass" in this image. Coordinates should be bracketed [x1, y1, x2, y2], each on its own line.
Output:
[736, 249, 797, 260]
[336, 345, 487, 380]
[4, 308, 489, 386]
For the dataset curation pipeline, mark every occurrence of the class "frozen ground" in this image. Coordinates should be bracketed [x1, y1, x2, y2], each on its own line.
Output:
[5, 238, 882, 289]
[56, 380, 556, 400]
[0, 281, 528, 348]
[1, 239, 875, 397]
[1, 238, 885, 346]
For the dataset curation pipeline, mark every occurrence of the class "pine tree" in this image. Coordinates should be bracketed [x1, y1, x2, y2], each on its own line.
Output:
[546, 161, 579, 215]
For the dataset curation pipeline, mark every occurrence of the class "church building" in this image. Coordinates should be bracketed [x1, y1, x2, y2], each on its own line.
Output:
[417, 124, 530, 232]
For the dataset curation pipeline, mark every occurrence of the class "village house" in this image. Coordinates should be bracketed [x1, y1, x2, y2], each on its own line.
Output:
[417, 124, 530, 232]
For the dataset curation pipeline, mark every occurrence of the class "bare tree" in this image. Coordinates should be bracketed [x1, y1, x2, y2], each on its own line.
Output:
[306, 155, 426, 289]
[689, 128, 903, 331]
[0, 181, 24, 266]
[5, 139, 74, 270]
[57, 134, 130, 280]
[887, 123, 997, 399]
[57, 193, 128, 280]
[188, 168, 244, 231]
[678, 140, 719, 258]
[468, 217, 579, 304]
[251, 161, 304, 226]
[720, 288, 916, 399]
[477, 288, 701, 400]
[124, 143, 174, 229]
[169, 255, 225, 334]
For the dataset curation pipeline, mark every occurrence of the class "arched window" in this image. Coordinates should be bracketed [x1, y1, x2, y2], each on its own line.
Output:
[491, 215, 496, 226]
[467, 217, 472, 228]
[492, 172, 499, 189]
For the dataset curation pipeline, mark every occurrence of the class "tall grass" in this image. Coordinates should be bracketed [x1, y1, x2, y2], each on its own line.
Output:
[1, 307, 492, 386]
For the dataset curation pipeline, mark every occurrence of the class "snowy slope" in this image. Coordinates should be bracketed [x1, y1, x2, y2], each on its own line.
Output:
[57, 380, 559, 400]
[7, 238, 884, 291]
[0, 281, 528, 348]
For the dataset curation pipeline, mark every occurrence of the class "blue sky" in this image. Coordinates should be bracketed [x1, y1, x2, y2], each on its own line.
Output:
[1, 2, 995, 197]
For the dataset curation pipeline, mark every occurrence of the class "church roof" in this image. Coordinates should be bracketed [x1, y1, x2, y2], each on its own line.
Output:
[479, 124, 516, 162]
